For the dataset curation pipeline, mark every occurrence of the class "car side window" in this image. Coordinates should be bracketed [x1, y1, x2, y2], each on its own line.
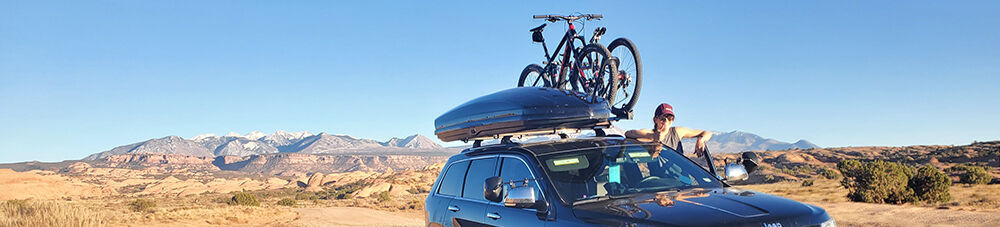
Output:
[462, 157, 498, 201]
[438, 160, 470, 197]
[499, 157, 543, 202]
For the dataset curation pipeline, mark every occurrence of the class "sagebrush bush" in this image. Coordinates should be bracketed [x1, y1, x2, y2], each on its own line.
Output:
[837, 160, 915, 204]
[377, 191, 392, 202]
[910, 165, 951, 203]
[277, 198, 296, 207]
[950, 165, 993, 185]
[801, 179, 814, 187]
[228, 192, 260, 206]
[129, 199, 156, 212]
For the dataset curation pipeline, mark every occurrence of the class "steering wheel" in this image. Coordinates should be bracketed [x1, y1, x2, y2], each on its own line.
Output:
[637, 176, 662, 187]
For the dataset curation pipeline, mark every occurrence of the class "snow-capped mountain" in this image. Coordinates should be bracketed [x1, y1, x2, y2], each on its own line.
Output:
[289, 133, 386, 154]
[85, 131, 451, 159]
[681, 130, 820, 153]
[261, 130, 314, 152]
[381, 134, 443, 149]
[214, 139, 278, 156]
[84, 136, 214, 160]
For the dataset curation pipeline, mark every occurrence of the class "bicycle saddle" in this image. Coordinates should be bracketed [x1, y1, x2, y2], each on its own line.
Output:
[530, 24, 547, 32]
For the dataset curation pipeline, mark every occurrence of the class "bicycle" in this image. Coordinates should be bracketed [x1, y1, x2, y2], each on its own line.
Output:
[582, 26, 643, 118]
[518, 14, 618, 101]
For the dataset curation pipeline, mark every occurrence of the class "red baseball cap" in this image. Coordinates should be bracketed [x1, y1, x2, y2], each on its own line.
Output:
[655, 103, 674, 117]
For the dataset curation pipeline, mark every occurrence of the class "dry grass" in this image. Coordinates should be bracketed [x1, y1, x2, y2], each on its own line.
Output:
[739, 179, 1000, 211]
[0, 199, 105, 227]
[949, 184, 1000, 210]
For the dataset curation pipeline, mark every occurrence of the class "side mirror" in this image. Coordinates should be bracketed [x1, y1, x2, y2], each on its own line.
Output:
[504, 185, 539, 208]
[724, 163, 749, 182]
[739, 151, 760, 174]
[532, 31, 545, 43]
[484, 176, 503, 203]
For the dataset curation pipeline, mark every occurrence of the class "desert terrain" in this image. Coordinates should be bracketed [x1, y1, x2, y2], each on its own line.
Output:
[2, 141, 999, 226]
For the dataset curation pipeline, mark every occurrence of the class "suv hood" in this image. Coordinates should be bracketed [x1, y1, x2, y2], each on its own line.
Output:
[571, 187, 830, 226]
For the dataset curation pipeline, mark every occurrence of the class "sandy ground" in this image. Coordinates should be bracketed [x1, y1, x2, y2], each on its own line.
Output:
[293, 207, 423, 227]
[810, 202, 1000, 226]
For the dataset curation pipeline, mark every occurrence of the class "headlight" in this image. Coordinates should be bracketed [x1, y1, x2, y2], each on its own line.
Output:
[820, 218, 836, 227]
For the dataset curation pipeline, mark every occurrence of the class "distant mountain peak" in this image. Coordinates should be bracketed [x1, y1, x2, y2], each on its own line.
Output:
[87, 131, 450, 159]
[191, 134, 218, 140]
[382, 134, 442, 149]
[245, 131, 267, 140]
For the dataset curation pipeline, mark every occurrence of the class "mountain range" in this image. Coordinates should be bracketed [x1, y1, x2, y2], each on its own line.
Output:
[681, 130, 819, 153]
[84, 131, 445, 160]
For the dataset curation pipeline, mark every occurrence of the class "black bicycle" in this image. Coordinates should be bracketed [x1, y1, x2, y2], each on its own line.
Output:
[518, 14, 641, 119]
[518, 14, 618, 101]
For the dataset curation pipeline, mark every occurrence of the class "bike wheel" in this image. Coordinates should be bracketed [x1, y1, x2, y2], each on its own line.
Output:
[574, 44, 618, 101]
[608, 38, 642, 116]
[518, 64, 548, 87]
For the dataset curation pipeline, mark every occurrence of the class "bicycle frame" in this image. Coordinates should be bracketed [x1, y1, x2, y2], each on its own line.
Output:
[538, 22, 582, 88]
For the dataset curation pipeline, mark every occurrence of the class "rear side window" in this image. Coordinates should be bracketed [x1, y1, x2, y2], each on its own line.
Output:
[462, 157, 498, 201]
[438, 160, 470, 197]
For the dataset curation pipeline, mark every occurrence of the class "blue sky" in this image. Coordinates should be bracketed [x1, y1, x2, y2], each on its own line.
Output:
[1, 1, 998, 163]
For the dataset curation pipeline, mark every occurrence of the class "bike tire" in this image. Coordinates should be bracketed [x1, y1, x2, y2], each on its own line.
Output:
[518, 64, 548, 87]
[574, 44, 618, 102]
[608, 38, 642, 117]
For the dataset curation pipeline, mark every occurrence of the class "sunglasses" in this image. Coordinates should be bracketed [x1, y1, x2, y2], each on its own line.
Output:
[656, 115, 675, 121]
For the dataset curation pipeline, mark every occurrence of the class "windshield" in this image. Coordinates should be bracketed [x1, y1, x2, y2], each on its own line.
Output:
[537, 142, 723, 205]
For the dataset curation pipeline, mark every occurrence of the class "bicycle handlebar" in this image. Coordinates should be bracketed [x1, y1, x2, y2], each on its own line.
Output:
[533, 14, 603, 21]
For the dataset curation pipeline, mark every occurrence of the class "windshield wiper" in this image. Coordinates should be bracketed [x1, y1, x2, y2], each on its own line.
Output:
[571, 193, 634, 206]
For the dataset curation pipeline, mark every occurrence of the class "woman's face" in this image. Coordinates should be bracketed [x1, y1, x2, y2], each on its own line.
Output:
[654, 115, 674, 131]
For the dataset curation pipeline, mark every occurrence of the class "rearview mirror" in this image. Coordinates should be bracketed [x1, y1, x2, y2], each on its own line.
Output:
[484, 176, 503, 203]
[504, 185, 538, 208]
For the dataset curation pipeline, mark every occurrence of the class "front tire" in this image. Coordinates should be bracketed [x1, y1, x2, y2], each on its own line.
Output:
[608, 38, 642, 117]
[518, 64, 548, 87]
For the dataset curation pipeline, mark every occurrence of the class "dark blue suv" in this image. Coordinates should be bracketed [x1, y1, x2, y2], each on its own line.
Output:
[425, 137, 835, 226]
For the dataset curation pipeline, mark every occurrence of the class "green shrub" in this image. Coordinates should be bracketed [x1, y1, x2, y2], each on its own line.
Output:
[950, 165, 993, 185]
[228, 192, 260, 206]
[377, 191, 392, 202]
[837, 160, 915, 204]
[801, 179, 814, 187]
[129, 199, 156, 213]
[295, 193, 318, 201]
[277, 198, 297, 207]
[821, 168, 840, 180]
[910, 165, 951, 203]
[762, 175, 777, 183]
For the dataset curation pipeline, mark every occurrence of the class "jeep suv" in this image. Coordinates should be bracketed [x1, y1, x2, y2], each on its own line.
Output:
[425, 136, 835, 226]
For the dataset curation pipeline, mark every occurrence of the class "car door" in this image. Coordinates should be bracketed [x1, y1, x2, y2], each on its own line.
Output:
[446, 155, 498, 227]
[486, 155, 548, 226]
[429, 160, 469, 227]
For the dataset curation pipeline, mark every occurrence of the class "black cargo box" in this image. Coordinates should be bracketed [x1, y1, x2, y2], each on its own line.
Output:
[434, 87, 612, 142]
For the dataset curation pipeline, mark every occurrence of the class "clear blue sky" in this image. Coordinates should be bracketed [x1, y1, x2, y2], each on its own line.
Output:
[2, 1, 998, 163]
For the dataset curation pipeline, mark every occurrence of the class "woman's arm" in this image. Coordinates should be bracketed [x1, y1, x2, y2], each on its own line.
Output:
[675, 127, 713, 156]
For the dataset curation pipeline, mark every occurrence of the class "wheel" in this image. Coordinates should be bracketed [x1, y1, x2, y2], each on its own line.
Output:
[608, 38, 642, 117]
[517, 64, 548, 87]
[573, 44, 618, 101]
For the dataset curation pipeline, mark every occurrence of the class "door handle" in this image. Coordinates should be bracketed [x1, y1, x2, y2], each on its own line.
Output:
[486, 212, 501, 220]
[447, 205, 460, 212]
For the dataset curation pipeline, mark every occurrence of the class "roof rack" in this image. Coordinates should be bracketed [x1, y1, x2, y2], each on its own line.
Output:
[467, 126, 613, 148]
